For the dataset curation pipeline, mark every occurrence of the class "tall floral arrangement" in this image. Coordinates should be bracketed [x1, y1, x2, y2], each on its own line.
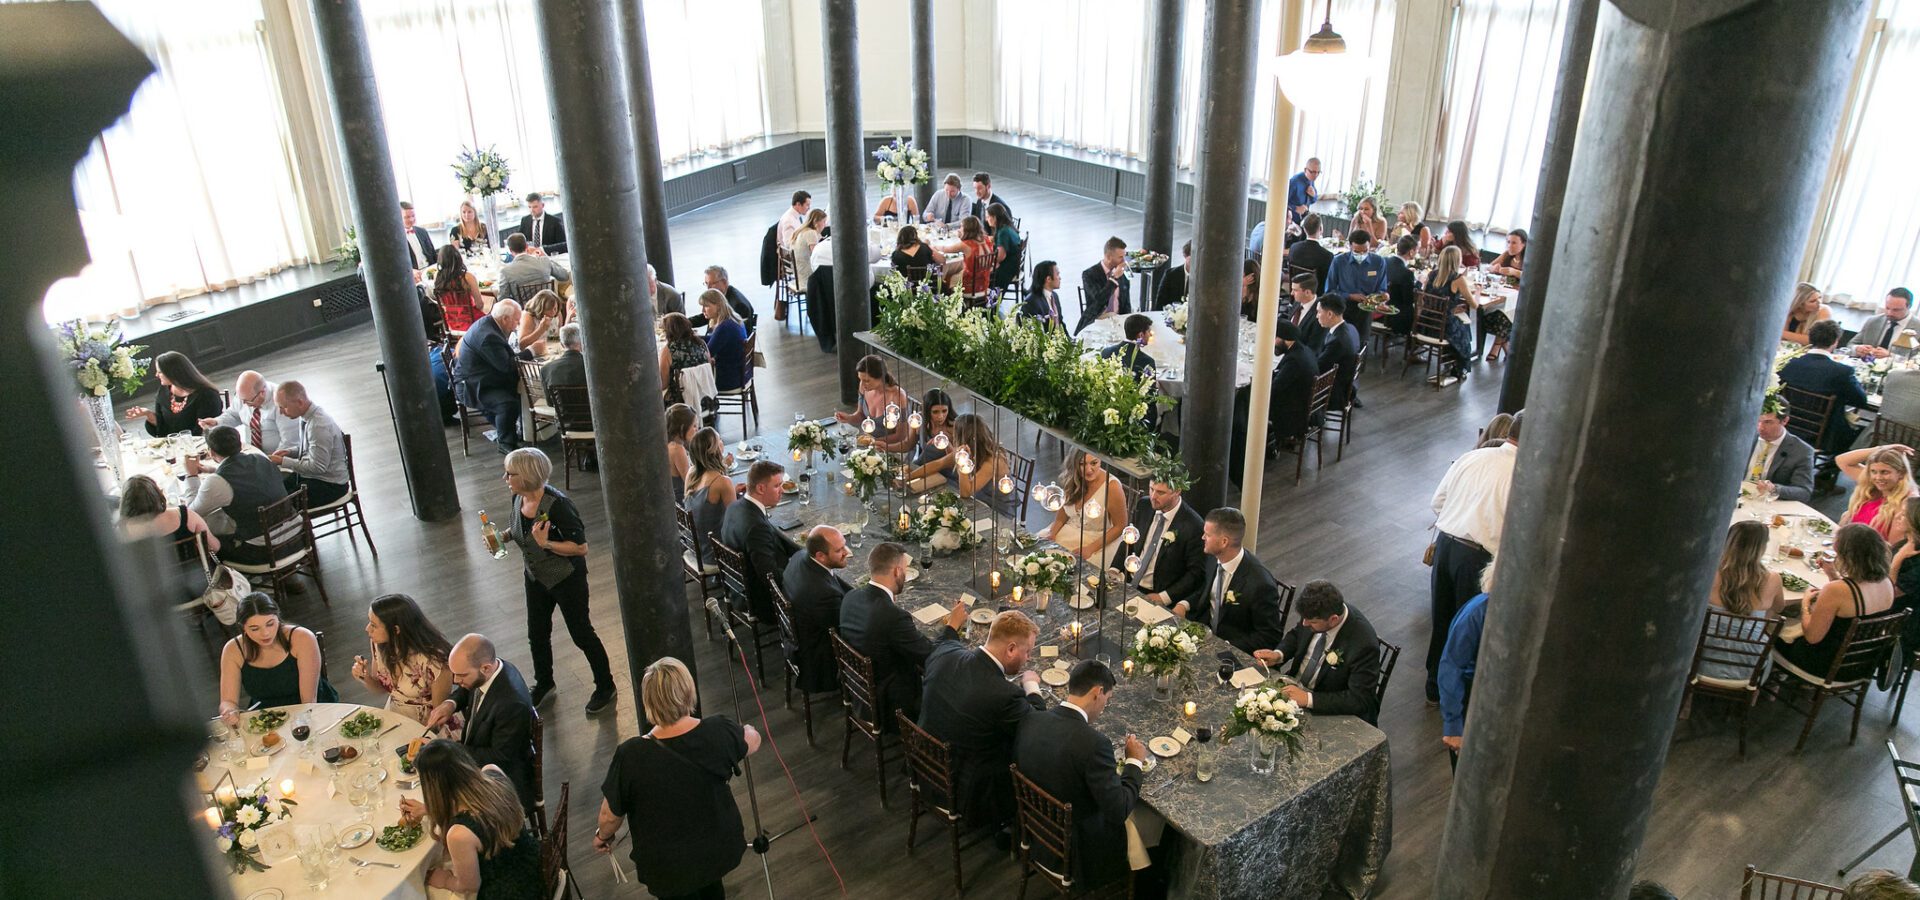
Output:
[55, 319, 148, 399]
[453, 145, 512, 196]
[1340, 175, 1389, 218]
[332, 226, 360, 271]
[872, 137, 931, 188]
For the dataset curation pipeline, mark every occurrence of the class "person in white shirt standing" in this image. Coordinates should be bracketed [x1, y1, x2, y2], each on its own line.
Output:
[1425, 411, 1522, 702]
[198, 370, 290, 454]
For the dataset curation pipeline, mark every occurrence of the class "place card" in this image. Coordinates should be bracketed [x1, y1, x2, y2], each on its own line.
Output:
[243, 754, 269, 771]
[959, 592, 979, 607]
[1172, 727, 1193, 746]
[912, 603, 949, 625]
[1130, 601, 1174, 625]
[1230, 667, 1267, 688]
[972, 517, 995, 534]
[297, 759, 317, 776]
[1040, 645, 1059, 658]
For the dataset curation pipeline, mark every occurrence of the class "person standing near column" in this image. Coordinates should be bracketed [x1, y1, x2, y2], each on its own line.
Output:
[502, 448, 616, 716]
[1425, 412, 1521, 702]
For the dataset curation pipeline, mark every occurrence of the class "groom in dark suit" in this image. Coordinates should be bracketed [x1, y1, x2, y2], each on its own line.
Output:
[1130, 476, 1206, 609]
[1076, 236, 1132, 334]
[720, 461, 800, 622]
[1253, 581, 1384, 725]
[1777, 320, 1870, 460]
[426, 633, 537, 812]
[839, 542, 967, 724]
[1173, 507, 1286, 655]
[1011, 661, 1146, 889]
[782, 526, 852, 694]
[516, 192, 568, 254]
[918, 609, 1045, 830]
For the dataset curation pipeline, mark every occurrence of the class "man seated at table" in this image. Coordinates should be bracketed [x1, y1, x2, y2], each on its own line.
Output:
[923, 173, 968, 227]
[198, 370, 291, 454]
[1172, 508, 1285, 654]
[427, 633, 538, 813]
[1326, 230, 1388, 336]
[1154, 241, 1192, 311]
[1282, 271, 1316, 331]
[698, 265, 759, 334]
[1130, 474, 1206, 608]
[839, 541, 967, 723]
[1252, 580, 1383, 725]
[720, 461, 801, 624]
[648, 264, 684, 318]
[782, 525, 852, 696]
[919, 610, 1045, 836]
[777, 190, 812, 250]
[1437, 560, 1494, 769]
[1750, 398, 1815, 502]
[969, 172, 1012, 223]
[1777, 320, 1871, 473]
[455, 300, 534, 452]
[498, 233, 571, 300]
[1314, 296, 1362, 412]
[269, 381, 350, 508]
[184, 425, 289, 563]
[1099, 314, 1157, 380]
[1011, 660, 1146, 891]
[517, 192, 568, 255]
[540, 324, 593, 470]
[1382, 235, 1420, 336]
[1846, 288, 1915, 359]
[1286, 214, 1334, 292]
[1077, 236, 1132, 335]
[1230, 320, 1320, 476]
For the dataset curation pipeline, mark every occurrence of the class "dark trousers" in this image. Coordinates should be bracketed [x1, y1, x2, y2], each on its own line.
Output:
[1428, 532, 1492, 689]
[526, 571, 614, 692]
[284, 474, 348, 507]
[479, 394, 523, 449]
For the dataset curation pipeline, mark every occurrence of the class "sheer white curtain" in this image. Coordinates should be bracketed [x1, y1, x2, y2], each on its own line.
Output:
[993, 0, 1150, 158]
[1810, 0, 1920, 304]
[40, 0, 313, 323]
[1428, 0, 1567, 231]
[646, 0, 772, 162]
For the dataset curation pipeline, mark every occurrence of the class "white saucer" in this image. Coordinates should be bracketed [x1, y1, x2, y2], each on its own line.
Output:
[1148, 736, 1181, 758]
[1040, 668, 1070, 686]
[969, 608, 996, 625]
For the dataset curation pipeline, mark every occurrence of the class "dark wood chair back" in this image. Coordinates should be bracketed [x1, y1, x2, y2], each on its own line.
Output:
[540, 781, 574, 899]
[675, 505, 705, 570]
[710, 540, 750, 618]
[769, 575, 802, 667]
[1690, 609, 1781, 693]
[1779, 386, 1835, 450]
[1374, 639, 1401, 712]
[831, 630, 884, 740]
[1871, 414, 1920, 455]
[1822, 609, 1907, 686]
[1411, 291, 1451, 340]
[551, 384, 593, 430]
[1306, 368, 1338, 427]
[896, 711, 958, 817]
[258, 487, 315, 566]
[1010, 763, 1077, 892]
[507, 279, 554, 305]
[1739, 865, 1843, 899]
[1888, 740, 1920, 857]
[1002, 446, 1037, 513]
[530, 709, 547, 835]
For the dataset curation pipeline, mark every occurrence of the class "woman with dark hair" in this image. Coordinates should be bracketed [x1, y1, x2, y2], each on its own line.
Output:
[126, 351, 222, 437]
[987, 203, 1023, 293]
[658, 312, 711, 407]
[118, 474, 220, 552]
[217, 593, 336, 721]
[1022, 260, 1066, 327]
[834, 354, 914, 451]
[1439, 220, 1481, 268]
[665, 403, 699, 497]
[1490, 229, 1528, 279]
[1239, 257, 1262, 321]
[433, 245, 488, 334]
[950, 215, 997, 305]
[682, 427, 736, 563]
[891, 224, 939, 288]
[398, 740, 542, 898]
[352, 593, 456, 730]
[908, 388, 957, 469]
[1776, 522, 1894, 676]
[947, 413, 1017, 518]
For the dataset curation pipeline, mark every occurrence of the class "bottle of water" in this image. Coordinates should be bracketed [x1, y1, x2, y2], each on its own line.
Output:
[479, 511, 507, 559]
[1193, 727, 1215, 783]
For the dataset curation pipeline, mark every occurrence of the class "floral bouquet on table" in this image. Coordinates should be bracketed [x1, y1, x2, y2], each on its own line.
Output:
[1355, 292, 1398, 317]
[842, 446, 891, 502]
[898, 490, 982, 552]
[332, 226, 360, 272]
[1013, 548, 1076, 596]
[872, 137, 931, 188]
[787, 420, 840, 461]
[1774, 343, 1809, 373]
[209, 779, 296, 873]
[55, 319, 148, 399]
[452, 145, 511, 196]
[1224, 686, 1305, 759]
[1165, 302, 1190, 335]
[1130, 621, 1203, 679]
[1124, 249, 1170, 271]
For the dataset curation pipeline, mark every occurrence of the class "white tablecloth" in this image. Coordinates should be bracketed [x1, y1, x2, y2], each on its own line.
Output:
[1731, 491, 1838, 641]
[1075, 311, 1267, 399]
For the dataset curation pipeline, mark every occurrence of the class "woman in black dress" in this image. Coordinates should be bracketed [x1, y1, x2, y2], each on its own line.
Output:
[503, 448, 617, 714]
[891, 224, 939, 289]
[595, 656, 761, 900]
[400, 740, 543, 899]
[126, 350, 222, 436]
[1777, 522, 1895, 676]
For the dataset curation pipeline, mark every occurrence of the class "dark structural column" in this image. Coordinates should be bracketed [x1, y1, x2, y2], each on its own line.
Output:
[310, 0, 460, 522]
[909, 0, 937, 211]
[1495, 0, 1598, 415]
[822, 0, 871, 403]
[533, 0, 697, 693]
[616, 0, 676, 286]
[2, 5, 219, 895]
[1437, 2, 1870, 896]
[1179, 0, 1262, 511]
[1140, 0, 1186, 258]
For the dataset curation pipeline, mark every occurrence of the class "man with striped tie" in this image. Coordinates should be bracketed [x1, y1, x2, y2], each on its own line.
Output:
[198, 370, 291, 454]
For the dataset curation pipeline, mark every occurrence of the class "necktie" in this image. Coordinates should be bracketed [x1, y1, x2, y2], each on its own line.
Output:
[1749, 439, 1772, 480]
[249, 406, 263, 450]
[1139, 512, 1169, 588]
[1882, 319, 1897, 349]
[1209, 567, 1226, 632]
[1302, 633, 1328, 688]
[533, 218, 542, 248]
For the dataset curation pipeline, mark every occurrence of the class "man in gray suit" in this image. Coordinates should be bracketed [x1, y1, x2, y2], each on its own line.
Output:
[1846, 288, 1915, 359]
[1750, 405, 1815, 502]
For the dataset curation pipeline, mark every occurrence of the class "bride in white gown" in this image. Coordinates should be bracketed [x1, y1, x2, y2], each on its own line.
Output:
[1040, 449, 1130, 571]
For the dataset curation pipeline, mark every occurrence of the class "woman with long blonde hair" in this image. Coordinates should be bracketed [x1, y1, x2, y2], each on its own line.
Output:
[1839, 445, 1917, 543]
[448, 200, 491, 252]
[1710, 520, 1785, 617]
[1041, 449, 1128, 567]
[400, 740, 541, 897]
[1781, 282, 1830, 344]
[1349, 197, 1388, 245]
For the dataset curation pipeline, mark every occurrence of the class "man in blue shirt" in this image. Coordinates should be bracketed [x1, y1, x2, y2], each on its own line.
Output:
[1325, 231, 1389, 337]
[1287, 157, 1321, 224]
[1438, 586, 1490, 771]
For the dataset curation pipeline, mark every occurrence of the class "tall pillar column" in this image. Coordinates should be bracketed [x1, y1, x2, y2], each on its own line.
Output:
[1436, 2, 1870, 895]
[533, 0, 697, 693]
[1495, 0, 1598, 415]
[1140, 0, 1185, 259]
[616, 0, 676, 287]
[1179, 0, 1263, 511]
[909, 0, 937, 211]
[822, 0, 871, 403]
[309, 0, 460, 522]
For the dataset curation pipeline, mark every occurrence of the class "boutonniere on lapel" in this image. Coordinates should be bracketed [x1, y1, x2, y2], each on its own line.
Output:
[1225, 590, 1239, 605]
[1324, 650, 1341, 667]
[1162, 531, 1176, 544]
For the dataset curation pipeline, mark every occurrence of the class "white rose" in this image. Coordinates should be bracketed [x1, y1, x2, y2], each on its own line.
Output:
[237, 829, 259, 849]
[1149, 635, 1166, 649]
[1026, 563, 1040, 576]
[218, 836, 234, 852]
[1264, 716, 1283, 731]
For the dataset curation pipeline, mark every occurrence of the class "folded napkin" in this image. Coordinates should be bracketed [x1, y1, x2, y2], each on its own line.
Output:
[912, 604, 949, 625]
[1128, 600, 1174, 625]
[1229, 667, 1267, 689]
[972, 517, 995, 534]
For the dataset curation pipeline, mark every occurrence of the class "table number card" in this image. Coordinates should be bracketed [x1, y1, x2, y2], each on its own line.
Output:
[1172, 727, 1194, 745]
[912, 603, 949, 625]
[1230, 667, 1267, 688]
[959, 592, 979, 607]
[1040, 645, 1059, 658]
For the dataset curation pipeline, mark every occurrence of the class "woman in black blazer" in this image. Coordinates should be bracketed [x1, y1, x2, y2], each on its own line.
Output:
[125, 350, 222, 436]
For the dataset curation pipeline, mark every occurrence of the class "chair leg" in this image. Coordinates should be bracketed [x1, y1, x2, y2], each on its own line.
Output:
[875, 739, 889, 807]
[1850, 685, 1867, 745]
[784, 665, 794, 709]
[950, 817, 965, 894]
[356, 503, 379, 558]
[841, 717, 854, 770]
[906, 791, 922, 852]
[1895, 662, 1914, 727]
[802, 691, 815, 747]
[1795, 689, 1828, 753]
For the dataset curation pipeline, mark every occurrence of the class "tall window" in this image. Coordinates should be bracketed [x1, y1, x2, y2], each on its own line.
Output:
[645, 0, 772, 164]
[1809, 0, 1920, 305]
[1428, 0, 1567, 231]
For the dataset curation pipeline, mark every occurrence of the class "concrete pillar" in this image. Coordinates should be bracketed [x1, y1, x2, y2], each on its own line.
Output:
[1496, 0, 1599, 415]
[1179, 0, 1263, 511]
[909, 0, 937, 211]
[533, 0, 698, 693]
[1140, 0, 1185, 259]
[822, 0, 871, 404]
[616, 0, 676, 287]
[1437, 2, 1871, 895]
[309, 0, 461, 522]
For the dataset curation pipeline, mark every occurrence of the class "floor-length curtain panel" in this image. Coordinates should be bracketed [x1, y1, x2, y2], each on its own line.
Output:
[645, 0, 772, 163]
[1427, 0, 1567, 231]
[993, 0, 1150, 158]
[1810, 0, 1920, 304]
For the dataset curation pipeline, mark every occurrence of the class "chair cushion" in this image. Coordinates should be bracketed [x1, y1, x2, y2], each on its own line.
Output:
[531, 404, 557, 418]
[1769, 649, 1869, 689]
[563, 431, 595, 440]
[307, 490, 355, 514]
[1691, 674, 1759, 691]
[683, 550, 720, 576]
[227, 546, 311, 574]
[1414, 335, 1447, 346]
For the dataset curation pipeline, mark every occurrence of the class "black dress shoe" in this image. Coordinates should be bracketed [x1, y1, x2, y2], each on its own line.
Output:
[585, 687, 616, 715]
[530, 683, 556, 708]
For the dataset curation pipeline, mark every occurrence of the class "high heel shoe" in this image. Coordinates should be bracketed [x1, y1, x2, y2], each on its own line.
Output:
[1487, 339, 1508, 362]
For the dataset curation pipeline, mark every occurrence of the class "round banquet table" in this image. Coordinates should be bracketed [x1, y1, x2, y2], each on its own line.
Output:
[200, 703, 434, 900]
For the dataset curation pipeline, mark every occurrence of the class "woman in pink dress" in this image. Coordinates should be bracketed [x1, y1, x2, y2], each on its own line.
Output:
[1838, 444, 1917, 543]
[352, 593, 461, 739]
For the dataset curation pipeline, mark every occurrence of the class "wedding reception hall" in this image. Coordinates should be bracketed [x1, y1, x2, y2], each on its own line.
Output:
[10, 0, 1920, 897]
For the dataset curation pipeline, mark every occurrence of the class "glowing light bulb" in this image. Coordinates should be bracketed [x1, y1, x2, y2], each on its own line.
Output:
[1085, 499, 1104, 520]
[907, 411, 923, 431]
[997, 475, 1015, 495]
[884, 412, 900, 430]
[861, 418, 876, 434]
[1122, 524, 1141, 545]
[932, 433, 950, 450]
[1125, 554, 1141, 573]
[885, 402, 901, 417]
[791, 449, 805, 461]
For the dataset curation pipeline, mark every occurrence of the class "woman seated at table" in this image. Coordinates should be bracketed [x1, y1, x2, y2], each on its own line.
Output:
[1391, 201, 1434, 254]
[1838, 444, 1917, 544]
[593, 657, 759, 900]
[1438, 220, 1481, 268]
[1349, 197, 1388, 246]
[117, 474, 221, 553]
[908, 388, 957, 470]
[932, 216, 985, 283]
[351, 593, 456, 733]
[891, 225, 939, 288]
[1782, 282, 1830, 345]
[398, 740, 542, 898]
[217, 593, 337, 721]
[1887, 498, 1920, 649]
[834, 354, 914, 451]
[434, 246, 489, 335]
[126, 351, 223, 437]
[683, 427, 737, 562]
[665, 403, 698, 497]
[792, 208, 829, 287]
[987, 204, 1023, 294]
[950, 216, 997, 305]
[516, 288, 564, 356]
[1775, 522, 1894, 676]
[447, 200, 490, 253]
[659, 312, 713, 407]
[1424, 246, 1479, 382]
[1490, 229, 1527, 280]
[873, 191, 920, 224]
[1039, 449, 1128, 568]
[1239, 258, 1262, 321]
[949, 414, 1019, 518]
[700, 290, 750, 391]
[1700, 523, 1781, 683]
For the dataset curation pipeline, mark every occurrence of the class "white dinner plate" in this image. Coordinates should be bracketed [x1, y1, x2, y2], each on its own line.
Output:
[1148, 736, 1182, 758]
[244, 890, 284, 900]
[337, 823, 374, 849]
[904, 568, 921, 584]
[969, 608, 996, 625]
[1041, 668, 1070, 687]
[1068, 591, 1099, 610]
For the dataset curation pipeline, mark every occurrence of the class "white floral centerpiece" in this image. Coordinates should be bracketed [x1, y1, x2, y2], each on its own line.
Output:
[1225, 686, 1306, 769]
[208, 778, 297, 873]
[1012, 548, 1075, 596]
[897, 490, 982, 552]
[56, 319, 150, 486]
[452, 145, 511, 196]
[787, 420, 840, 461]
[1130, 622, 1203, 678]
[842, 446, 891, 502]
[872, 137, 931, 189]
[1165, 302, 1189, 335]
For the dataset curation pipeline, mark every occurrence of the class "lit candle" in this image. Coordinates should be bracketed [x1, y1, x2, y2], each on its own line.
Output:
[1069, 621, 1083, 638]
[990, 571, 1002, 589]
[1013, 585, 1024, 603]
[899, 509, 911, 531]
[1122, 659, 1135, 677]
[791, 448, 805, 462]
[203, 807, 222, 830]
[215, 784, 237, 806]
[279, 778, 296, 799]
[1184, 701, 1197, 718]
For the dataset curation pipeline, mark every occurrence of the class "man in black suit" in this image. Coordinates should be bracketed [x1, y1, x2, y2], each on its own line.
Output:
[1382, 234, 1419, 335]
[516, 192, 567, 254]
[969, 172, 1012, 223]
[918, 610, 1045, 830]
[1314, 296, 1362, 412]
[426, 633, 538, 812]
[401, 202, 436, 272]
[1230, 320, 1320, 476]
[1751, 406, 1817, 502]
[699, 265, 760, 333]
[1099, 314, 1157, 380]
[1130, 475, 1205, 608]
[1152, 241, 1191, 311]
[1173, 507, 1286, 655]
[720, 461, 799, 623]
[1011, 661, 1147, 890]
[1294, 277, 1330, 353]
[453, 301, 532, 452]
[1285, 214, 1334, 293]
[782, 525, 852, 694]
[1020, 261, 1067, 328]
[838, 541, 967, 723]
[1077, 236, 1131, 335]
[540, 323, 586, 402]
[1777, 320, 1871, 464]
[1253, 581, 1383, 725]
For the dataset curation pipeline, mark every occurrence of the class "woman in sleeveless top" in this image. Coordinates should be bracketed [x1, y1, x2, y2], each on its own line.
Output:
[1702, 521, 1785, 682]
[683, 428, 737, 563]
[903, 389, 957, 487]
[891, 225, 939, 288]
[660, 313, 712, 408]
[665, 404, 698, 498]
[448, 200, 491, 253]
[945, 413, 1019, 519]
[128, 350, 223, 437]
[434, 246, 488, 334]
[217, 593, 337, 723]
[1424, 246, 1478, 381]
[117, 475, 222, 553]
[1349, 197, 1388, 246]
[1041, 449, 1129, 570]
[1838, 445, 1916, 543]
[400, 740, 542, 899]
[1782, 282, 1829, 344]
[1777, 523, 1894, 677]
[835, 355, 913, 451]
[351, 593, 458, 736]
[954, 216, 997, 305]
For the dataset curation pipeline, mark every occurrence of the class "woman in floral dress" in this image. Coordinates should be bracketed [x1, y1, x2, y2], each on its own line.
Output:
[352, 593, 461, 739]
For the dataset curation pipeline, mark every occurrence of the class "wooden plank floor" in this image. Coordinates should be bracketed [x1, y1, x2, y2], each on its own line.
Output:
[182, 172, 1918, 899]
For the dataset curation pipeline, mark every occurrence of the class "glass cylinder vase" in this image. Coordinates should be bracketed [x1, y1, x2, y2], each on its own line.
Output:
[1249, 735, 1278, 775]
[85, 393, 123, 487]
[1153, 671, 1174, 701]
[481, 193, 501, 252]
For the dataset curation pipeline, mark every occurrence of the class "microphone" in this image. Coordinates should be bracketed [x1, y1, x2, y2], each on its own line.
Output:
[706, 597, 739, 641]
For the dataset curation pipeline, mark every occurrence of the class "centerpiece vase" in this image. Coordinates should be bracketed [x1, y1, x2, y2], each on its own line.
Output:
[481, 193, 501, 252]
[1152, 670, 1174, 701]
[891, 183, 909, 225]
[86, 394, 123, 486]
[1249, 735, 1278, 775]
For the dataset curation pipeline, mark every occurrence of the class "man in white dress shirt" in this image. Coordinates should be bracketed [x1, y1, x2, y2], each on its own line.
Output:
[270, 381, 351, 508]
[1425, 411, 1521, 702]
[777, 190, 812, 250]
[402, 201, 435, 272]
[197, 370, 290, 453]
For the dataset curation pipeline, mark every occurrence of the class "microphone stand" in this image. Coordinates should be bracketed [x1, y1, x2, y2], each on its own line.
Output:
[708, 599, 816, 900]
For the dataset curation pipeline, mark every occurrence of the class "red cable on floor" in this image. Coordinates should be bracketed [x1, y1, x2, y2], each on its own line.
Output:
[730, 640, 848, 895]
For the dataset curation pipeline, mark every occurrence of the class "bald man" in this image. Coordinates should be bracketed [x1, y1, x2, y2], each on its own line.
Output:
[426, 634, 537, 812]
[198, 370, 291, 453]
[269, 380, 349, 507]
[455, 299, 534, 451]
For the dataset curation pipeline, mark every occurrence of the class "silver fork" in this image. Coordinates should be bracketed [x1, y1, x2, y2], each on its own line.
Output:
[349, 856, 401, 869]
